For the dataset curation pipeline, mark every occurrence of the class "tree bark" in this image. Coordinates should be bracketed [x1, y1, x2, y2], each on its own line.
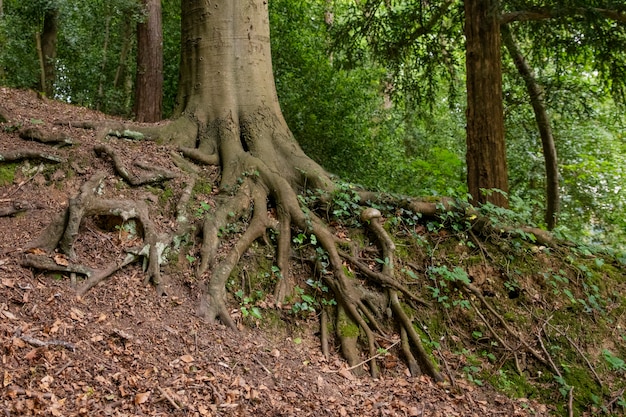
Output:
[173, 0, 323, 189]
[135, 0, 163, 122]
[38, 8, 58, 97]
[464, 0, 509, 208]
[502, 25, 559, 229]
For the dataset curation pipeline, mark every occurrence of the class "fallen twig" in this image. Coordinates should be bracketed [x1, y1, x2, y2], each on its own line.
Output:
[339, 339, 401, 372]
[254, 357, 272, 375]
[606, 387, 626, 411]
[157, 387, 183, 411]
[14, 328, 76, 352]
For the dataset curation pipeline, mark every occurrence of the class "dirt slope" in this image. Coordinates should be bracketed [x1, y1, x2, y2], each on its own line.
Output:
[0, 88, 547, 416]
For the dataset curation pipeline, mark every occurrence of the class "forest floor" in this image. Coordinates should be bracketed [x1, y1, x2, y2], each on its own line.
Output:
[0, 87, 552, 416]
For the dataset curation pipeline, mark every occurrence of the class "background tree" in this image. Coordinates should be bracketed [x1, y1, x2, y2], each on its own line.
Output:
[37, 4, 58, 97]
[331, 0, 626, 231]
[465, 0, 508, 207]
[134, 0, 163, 122]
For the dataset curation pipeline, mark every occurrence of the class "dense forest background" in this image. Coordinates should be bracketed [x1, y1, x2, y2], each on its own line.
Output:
[0, 0, 624, 251]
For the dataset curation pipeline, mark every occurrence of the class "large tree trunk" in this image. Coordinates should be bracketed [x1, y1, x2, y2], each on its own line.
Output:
[173, 0, 324, 189]
[134, 0, 163, 122]
[464, 0, 509, 208]
[502, 25, 559, 229]
[172, 0, 330, 319]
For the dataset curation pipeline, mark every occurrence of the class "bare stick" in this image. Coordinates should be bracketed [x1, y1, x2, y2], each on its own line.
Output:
[157, 387, 183, 411]
[254, 357, 272, 375]
[14, 329, 76, 352]
[340, 340, 401, 372]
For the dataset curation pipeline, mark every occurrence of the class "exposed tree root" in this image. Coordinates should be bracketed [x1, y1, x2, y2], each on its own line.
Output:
[0, 200, 39, 217]
[19, 127, 74, 146]
[23, 171, 173, 295]
[22, 252, 137, 296]
[0, 149, 65, 163]
[16, 111, 578, 386]
[94, 144, 178, 185]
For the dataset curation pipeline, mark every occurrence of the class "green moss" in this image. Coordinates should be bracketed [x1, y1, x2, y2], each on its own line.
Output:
[0, 163, 17, 186]
[564, 365, 603, 413]
[337, 308, 360, 338]
[489, 367, 538, 399]
[194, 179, 214, 196]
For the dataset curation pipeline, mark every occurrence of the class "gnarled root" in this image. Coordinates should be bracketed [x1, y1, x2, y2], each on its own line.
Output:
[23, 171, 170, 294]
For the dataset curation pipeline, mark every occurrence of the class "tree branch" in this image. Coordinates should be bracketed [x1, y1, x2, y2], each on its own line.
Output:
[501, 7, 626, 24]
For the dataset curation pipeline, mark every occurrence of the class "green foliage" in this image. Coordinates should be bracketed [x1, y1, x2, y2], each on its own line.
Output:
[270, 0, 466, 197]
[0, 0, 180, 117]
[602, 350, 626, 373]
[426, 265, 470, 309]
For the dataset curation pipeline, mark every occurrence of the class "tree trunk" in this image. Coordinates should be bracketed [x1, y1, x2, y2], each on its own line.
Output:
[502, 25, 559, 229]
[135, 0, 163, 122]
[464, 0, 509, 208]
[114, 16, 135, 90]
[39, 8, 58, 97]
[173, 0, 323, 189]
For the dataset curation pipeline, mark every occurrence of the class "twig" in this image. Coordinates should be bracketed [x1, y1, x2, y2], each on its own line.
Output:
[436, 345, 456, 388]
[568, 387, 574, 417]
[523, 305, 604, 387]
[54, 360, 73, 376]
[5, 386, 54, 399]
[537, 327, 561, 378]
[254, 357, 272, 375]
[606, 387, 626, 410]
[14, 328, 76, 352]
[464, 283, 548, 366]
[339, 340, 401, 372]
[1, 165, 44, 199]
[157, 387, 183, 411]
[320, 308, 330, 359]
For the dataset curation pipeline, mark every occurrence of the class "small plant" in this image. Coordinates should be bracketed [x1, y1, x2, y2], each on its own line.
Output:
[463, 365, 484, 386]
[428, 265, 471, 285]
[602, 349, 626, 372]
[195, 201, 212, 218]
[330, 181, 361, 221]
[234, 289, 263, 320]
[427, 266, 471, 309]
[290, 286, 317, 316]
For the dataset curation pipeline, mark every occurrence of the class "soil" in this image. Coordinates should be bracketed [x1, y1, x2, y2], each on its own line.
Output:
[0, 88, 550, 416]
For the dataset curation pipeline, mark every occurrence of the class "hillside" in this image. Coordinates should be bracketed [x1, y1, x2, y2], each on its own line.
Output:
[1, 87, 624, 416]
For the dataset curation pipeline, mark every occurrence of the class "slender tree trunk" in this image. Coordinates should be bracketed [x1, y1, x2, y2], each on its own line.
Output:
[464, 0, 509, 207]
[135, 0, 163, 122]
[96, 15, 111, 111]
[114, 16, 134, 90]
[502, 25, 559, 229]
[38, 8, 58, 97]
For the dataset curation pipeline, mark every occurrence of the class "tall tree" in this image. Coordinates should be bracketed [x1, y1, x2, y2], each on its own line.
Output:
[464, 0, 508, 207]
[501, 24, 558, 229]
[37, 5, 58, 97]
[332, 1, 626, 222]
[22, 0, 457, 382]
[134, 0, 163, 122]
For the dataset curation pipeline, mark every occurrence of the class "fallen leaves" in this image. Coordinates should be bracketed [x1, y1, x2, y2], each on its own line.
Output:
[134, 391, 151, 405]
